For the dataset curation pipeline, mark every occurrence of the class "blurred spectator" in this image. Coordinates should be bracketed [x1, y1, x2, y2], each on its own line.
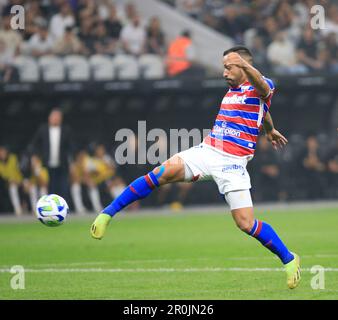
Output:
[175, 0, 204, 20]
[105, 4, 123, 40]
[78, 18, 96, 55]
[97, 0, 113, 21]
[256, 17, 279, 47]
[145, 16, 166, 56]
[275, 0, 295, 31]
[326, 137, 338, 198]
[250, 35, 270, 74]
[29, 108, 75, 203]
[0, 15, 22, 56]
[320, 3, 338, 38]
[316, 47, 332, 73]
[70, 150, 89, 214]
[298, 135, 327, 199]
[267, 31, 307, 74]
[22, 154, 49, 214]
[120, 14, 146, 56]
[0, 145, 23, 216]
[21, 0, 45, 41]
[166, 30, 204, 78]
[53, 26, 84, 55]
[91, 144, 117, 205]
[70, 144, 115, 213]
[202, 12, 220, 30]
[292, 0, 310, 28]
[0, 38, 16, 82]
[217, 5, 245, 43]
[93, 22, 117, 55]
[49, 2, 75, 40]
[296, 28, 322, 72]
[251, 136, 282, 202]
[120, 2, 138, 24]
[322, 32, 338, 73]
[25, 23, 55, 57]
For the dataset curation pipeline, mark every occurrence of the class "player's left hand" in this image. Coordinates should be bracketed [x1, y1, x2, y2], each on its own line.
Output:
[224, 52, 248, 69]
[266, 128, 288, 150]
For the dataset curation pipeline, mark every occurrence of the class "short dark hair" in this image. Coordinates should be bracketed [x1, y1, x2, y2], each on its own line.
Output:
[181, 29, 191, 38]
[223, 45, 253, 63]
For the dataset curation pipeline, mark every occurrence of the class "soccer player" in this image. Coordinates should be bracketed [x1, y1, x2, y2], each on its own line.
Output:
[90, 46, 301, 289]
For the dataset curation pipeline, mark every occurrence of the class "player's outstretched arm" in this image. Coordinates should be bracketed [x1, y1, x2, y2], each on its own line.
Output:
[263, 111, 288, 150]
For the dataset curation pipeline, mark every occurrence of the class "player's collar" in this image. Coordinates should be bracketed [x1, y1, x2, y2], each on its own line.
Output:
[229, 80, 250, 91]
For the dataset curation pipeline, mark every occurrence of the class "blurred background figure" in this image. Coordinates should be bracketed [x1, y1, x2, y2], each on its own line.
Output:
[24, 21, 55, 57]
[0, 145, 23, 216]
[145, 16, 166, 56]
[49, 2, 75, 40]
[166, 30, 205, 78]
[298, 135, 327, 200]
[120, 14, 146, 56]
[70, 150, 90, 214]
[22, 154, 49, 214]
[29, 109, 75, 203]
[267, 31, 307, 74]
[251, 136, 282, 202]
[53, 26, 84, 55]
[0, 38, 17, 82]
[70, 144, 127, 214]
[84, 144, 114, 212]
[326, 137, 338, 198]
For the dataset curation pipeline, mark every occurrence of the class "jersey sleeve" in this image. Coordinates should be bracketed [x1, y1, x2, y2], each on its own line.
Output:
[261, 77, 275, 101]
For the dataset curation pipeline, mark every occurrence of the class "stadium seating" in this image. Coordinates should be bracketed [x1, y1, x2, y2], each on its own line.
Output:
[138, 54, 165, 79]
[89, 54, 115, 81]
[112, 54, 139, 80]
[38, 55, 65, 82]
[13, 56, 39, 82]
[12, 54, 168, 82]
[63, 55, 90, 81]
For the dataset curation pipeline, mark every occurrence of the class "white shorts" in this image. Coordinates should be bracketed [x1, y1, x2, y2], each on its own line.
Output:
[177, 143, 253, 209]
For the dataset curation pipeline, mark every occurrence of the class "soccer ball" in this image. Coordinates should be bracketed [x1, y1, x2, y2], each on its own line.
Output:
[36, 194, 69, 227]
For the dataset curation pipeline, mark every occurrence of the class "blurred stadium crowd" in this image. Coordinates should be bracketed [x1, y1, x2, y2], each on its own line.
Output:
[165, 0, 338, 74]
[1, 0, 338, 82]
[0, 0, 203, 82]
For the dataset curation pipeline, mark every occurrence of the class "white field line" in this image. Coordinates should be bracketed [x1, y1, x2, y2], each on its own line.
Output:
[1, 253, 337, 269]
[0, 267, 338, 273]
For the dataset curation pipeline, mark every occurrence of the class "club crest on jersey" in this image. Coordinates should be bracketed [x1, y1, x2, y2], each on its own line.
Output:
[222, 94, 247, 105]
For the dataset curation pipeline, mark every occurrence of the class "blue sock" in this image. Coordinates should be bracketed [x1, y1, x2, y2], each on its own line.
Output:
[102, 166, 165, 217]
[248, 219, 294, 264]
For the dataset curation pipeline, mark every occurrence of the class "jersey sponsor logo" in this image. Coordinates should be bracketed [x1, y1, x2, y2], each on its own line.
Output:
[221, 164, 245, 176]
[213, 122, 241, 138]
[222, 94, 247, 105]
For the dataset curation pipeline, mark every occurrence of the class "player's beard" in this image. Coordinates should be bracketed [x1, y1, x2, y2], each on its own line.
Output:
[225, 78, 236, 87]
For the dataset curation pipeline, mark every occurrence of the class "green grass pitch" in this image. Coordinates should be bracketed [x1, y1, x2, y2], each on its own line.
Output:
[0, 207, 338, 300]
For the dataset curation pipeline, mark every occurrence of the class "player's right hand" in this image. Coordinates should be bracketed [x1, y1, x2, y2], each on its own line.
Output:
[266, 129, 288, 150]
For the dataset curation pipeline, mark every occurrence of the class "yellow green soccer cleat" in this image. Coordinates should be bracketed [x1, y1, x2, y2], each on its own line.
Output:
[285, 253, 301, 289]
[90, 213, 112, 240]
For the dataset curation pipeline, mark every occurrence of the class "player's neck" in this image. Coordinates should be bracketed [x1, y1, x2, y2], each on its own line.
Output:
[231, 78, 249, 89]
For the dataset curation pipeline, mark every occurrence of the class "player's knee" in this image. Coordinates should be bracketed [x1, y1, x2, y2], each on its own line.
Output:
[152, 164, 179, 185]
[152, 165, 170, 185]
[235, 217, 254, 234]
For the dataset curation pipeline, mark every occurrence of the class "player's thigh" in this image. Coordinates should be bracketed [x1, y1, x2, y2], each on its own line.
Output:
[225, 189, 255, 233]
[152, 154, 186, 184]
